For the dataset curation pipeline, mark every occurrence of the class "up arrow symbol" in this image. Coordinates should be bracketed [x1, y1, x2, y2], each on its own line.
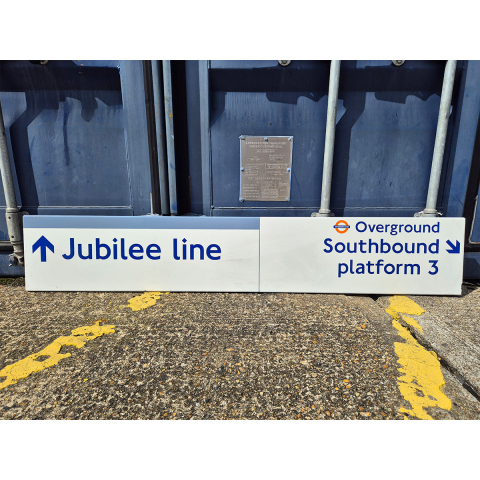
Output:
[446, 240, 460, 254]
[32, 235, 55, 262]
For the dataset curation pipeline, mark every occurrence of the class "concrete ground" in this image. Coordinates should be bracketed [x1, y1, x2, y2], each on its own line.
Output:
[377, 286, 480, 397]
[0, 278, 479, 420]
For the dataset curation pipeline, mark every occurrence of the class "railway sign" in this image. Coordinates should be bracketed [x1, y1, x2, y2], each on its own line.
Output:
[259, 217, 464, 295]
[24, 216, 464, 295]
[24, 216, 260, 292]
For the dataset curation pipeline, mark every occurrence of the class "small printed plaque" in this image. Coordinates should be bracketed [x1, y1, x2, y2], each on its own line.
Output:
[240, 136, 293, 202]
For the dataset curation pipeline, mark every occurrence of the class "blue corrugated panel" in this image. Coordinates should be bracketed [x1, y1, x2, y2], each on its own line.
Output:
[0, 61, 152, 234]
[0, 60, 152, 275]
[3, 60, 480, 278]
[202, 61, 460, 217]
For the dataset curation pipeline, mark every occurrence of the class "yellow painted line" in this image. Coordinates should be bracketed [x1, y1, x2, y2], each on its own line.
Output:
[125, 292, 169, 311]
[402, 315, 424, 334]
[386, 296, 451, 420]
[385, 295, 425, 320]
[386, 295, 424, 333]
[0, 321, 115, 391]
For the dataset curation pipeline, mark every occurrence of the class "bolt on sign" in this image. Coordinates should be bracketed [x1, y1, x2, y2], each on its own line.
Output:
[24, 216, 464, 295]
[239, 136, 293, 202]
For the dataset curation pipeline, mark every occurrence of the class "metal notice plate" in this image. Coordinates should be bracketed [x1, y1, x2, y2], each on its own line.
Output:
[240, 136, 293, 202]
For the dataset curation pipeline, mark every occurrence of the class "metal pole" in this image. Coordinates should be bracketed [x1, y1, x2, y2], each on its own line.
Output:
[162, 60, 178, 215]
[151, 61, 170, 215]
[199, 60, 212, 216]
[142, 60, 162, 215]
[312, 60, 341, 217]
[416, 60, 457, 217]
[0, 99, 24, 265]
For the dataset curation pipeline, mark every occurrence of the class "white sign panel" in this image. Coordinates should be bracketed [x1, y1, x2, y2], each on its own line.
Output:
[24, 216, 464, 295]
[260, 217, 464, 295]
[24, 217, 260, 292]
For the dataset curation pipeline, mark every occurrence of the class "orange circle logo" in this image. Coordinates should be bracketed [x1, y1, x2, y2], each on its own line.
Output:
[333, 220, 350, 234]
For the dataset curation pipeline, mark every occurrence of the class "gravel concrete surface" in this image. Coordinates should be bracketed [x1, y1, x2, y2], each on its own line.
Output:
[0, 279, 479, 420]
[377, 286, 480, 396]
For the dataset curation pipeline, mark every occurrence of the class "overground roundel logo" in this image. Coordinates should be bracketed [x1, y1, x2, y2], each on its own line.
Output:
[333, 220, 350, 234]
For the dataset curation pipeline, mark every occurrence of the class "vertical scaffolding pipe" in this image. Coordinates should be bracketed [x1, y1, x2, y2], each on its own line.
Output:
[151, 61, 170, 215]
[0, 99, 24, 265]
[199, 60, 212, 216]
[162, 60, 178, 215]
[417, 60, 457, 217]
[142, 60, 162, 214]
[312, 60, 341, 217]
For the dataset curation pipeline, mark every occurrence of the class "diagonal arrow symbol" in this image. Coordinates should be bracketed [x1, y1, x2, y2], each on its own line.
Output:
[32, 235, 54, 262]
[446, 240, 460, 254]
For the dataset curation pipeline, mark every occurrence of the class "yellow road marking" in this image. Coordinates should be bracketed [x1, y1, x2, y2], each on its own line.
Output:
[386, 296, 451, 419]
[386, 295, 424, 320]
[125, 292, 169, 311]
[402, 316, 424, 334]
[0, 321, 115, 391]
